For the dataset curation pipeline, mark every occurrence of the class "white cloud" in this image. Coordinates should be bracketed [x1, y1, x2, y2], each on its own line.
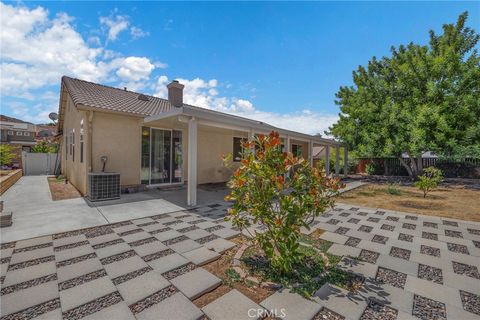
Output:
[100, 14, 129, 42]
[0, 2, 156, 97]
[153, 75, 337, 135]
[114, 57, 155, 82]
[130, 26, 148, 39]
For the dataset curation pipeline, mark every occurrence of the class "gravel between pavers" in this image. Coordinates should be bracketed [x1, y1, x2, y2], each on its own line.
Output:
[412, 294, 447, 320]
[314, 307, 345, 320]
[345, 237, 361, 247]
[128, 237, 157, 247]
[0, 298, 60, 320]
[162, 263, 196, 280]
[62, 291, 123, 320]
[372, 235, 388, 244]
[54, 241, 89, 252]
[14, 242, 53, 253]
[339, 212, 350, 217]
[443, 220, 458, 227]
[162, 235, 189, 246]
[447, 243, 470, 255]
[359, 225, 373, 233]
[360, 299, 398, 320]
[142, 249, 175, 262]
[1, 273, 57, 295]
[359, 249, 380, 264]
[420, 245, 440, 257]
[402, 223, 416, 230]
[195, 234, 220, 244]
[389, 247, 411, 260]
[58, 269, 107, 291]
[423, 222, 438, 229]
[100, 250, 136, 265]
[334, 227, 350, 235]
[398, 233, 413, 242]
[445, 230, 463, 238]
[422, 232, 438, 240]
[92, 239, 124, 250]
[177, 226, 199, 233]
[56, 253, 96, 268]
[376, 267, 407, 289]
[418, 264, 443, 284]
[204, 225, 225, 232]
[380, 224, 395, 231]
[149, 227, 171, 235]
[473, 240, 480, 249]
[405, 215, 418, 220]
[367, 217, 380, 223]
[460, 290, 480, 316]
[467, 228, 480, 236]
[327, 219, 341, 225]
[386, 216, 399, 222]
[348, 218, 360, 224]
[112, 266, 153, 285]
[452, 261, 480, 279]
[10, 255, 55, 270]
[129, 285, 177, 314]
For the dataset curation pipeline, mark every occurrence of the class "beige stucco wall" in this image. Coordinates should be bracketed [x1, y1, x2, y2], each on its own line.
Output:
[197, 127, 247, 184]
[60, 94, 88, 194]
[91, 112, 143, 187]
[61, 103, 316, 196]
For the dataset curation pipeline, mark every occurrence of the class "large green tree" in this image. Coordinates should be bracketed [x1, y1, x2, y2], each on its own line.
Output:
[329, 12, 480, 178]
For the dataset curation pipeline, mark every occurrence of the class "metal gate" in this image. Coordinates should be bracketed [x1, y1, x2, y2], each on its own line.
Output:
[22, 152, 59, 175]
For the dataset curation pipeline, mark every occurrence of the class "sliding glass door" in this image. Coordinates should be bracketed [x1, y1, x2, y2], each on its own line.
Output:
[141, 127, 183, 185]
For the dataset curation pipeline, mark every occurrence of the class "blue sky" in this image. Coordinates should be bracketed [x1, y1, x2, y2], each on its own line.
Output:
[1, 1, 478, 134]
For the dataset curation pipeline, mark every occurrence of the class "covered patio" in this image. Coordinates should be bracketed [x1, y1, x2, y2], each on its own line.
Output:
[144, 105, 347, 206]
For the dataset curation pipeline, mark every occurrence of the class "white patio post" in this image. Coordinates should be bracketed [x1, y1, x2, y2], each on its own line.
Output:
[335, 146, 340, 176]
[309, 141, 314, 166]
[187, 117, 197, 206]
[286, 135, 291, 153]
[344, 146, 348, 178]
[325, 145, 330, 176]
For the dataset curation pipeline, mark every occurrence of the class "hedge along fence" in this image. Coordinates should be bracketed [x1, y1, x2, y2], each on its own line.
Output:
[357, 158, 480, 179]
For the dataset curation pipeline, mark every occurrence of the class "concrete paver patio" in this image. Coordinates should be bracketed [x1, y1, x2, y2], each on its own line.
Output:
[1, 177, 480, 319]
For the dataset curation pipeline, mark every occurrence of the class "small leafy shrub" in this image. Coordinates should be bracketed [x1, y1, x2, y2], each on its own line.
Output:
[241, 244, 354, 298]
[414, 167, 443, 198]
[31, 141, 58, 153]
[386, 183, 401, 195]
[365, 163, 377, 175]
[0, 144, 16, 166]
[224, 131, 343, 275]
[225, 268, 241, 282]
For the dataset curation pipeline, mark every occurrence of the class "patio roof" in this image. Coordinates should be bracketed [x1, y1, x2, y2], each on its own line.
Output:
[144, 104, 343, 147]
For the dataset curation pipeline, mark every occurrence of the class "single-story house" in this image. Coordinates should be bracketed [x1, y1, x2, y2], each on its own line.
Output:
[57, 76, 347, 205]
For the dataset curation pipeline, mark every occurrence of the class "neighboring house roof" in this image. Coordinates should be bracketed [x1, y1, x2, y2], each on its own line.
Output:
[62, 76, 176, 116]
[0, 115, 33, 124]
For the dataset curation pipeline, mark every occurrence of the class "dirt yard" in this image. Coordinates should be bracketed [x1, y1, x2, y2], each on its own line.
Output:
[47, 176, 81, 201]
[338, 183, 480, 222]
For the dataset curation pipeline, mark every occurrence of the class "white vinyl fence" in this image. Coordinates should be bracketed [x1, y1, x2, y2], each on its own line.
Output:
[22, 151, 59, 175]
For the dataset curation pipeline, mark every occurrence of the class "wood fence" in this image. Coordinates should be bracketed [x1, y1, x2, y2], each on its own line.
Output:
[357, 157, 480, 178]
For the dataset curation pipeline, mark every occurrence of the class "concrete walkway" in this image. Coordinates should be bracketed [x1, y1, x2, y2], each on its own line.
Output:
[0, 176, 184, 243]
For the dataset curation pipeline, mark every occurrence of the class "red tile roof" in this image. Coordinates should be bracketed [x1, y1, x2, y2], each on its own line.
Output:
[62, 76, 177, 116]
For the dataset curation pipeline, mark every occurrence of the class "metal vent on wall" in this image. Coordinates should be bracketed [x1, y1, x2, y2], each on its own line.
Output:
[88, 172, 120, 201]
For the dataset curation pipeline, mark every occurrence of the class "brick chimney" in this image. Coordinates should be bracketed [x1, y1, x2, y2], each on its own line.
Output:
[167, 80, 184, 107]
